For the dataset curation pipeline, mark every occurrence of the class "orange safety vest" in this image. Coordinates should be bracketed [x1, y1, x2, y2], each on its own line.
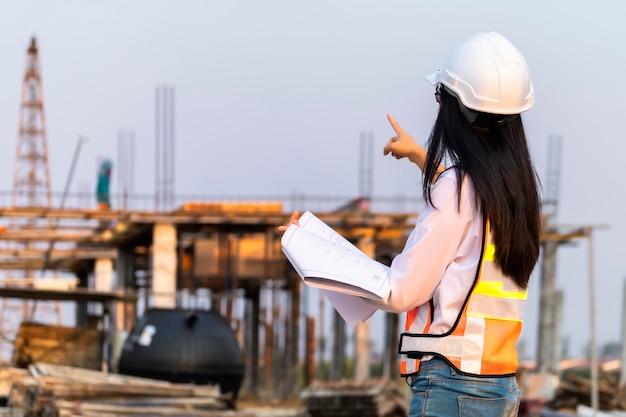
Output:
[398, 219, 527, 377]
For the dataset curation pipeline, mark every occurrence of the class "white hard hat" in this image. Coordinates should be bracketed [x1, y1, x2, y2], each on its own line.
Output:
[426, 32, 534, 115]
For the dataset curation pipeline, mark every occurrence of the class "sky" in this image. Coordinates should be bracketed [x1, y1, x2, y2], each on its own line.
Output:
[0, 1, 625, 360]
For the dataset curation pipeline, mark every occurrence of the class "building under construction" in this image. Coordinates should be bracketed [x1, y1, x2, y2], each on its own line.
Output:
[0, 201, 415, 393]
[0, 37, 611, 417]
[0, 36, 417, 406]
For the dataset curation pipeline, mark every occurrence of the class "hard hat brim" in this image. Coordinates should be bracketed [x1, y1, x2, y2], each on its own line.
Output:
[425, 72, 438, 85]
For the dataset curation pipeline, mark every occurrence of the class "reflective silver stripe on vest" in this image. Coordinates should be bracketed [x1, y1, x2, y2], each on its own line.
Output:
[400, 333, 464, 354]
[399, 316, 487, 374]
[467, 293, 525, 321]
[460, 315, 485, 374]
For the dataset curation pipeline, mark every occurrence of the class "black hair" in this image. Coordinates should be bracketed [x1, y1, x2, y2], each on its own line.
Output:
[423, 87, 541, 289]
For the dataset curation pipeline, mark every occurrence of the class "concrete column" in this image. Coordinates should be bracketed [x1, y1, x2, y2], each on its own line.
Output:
[354, 229, 374, 381]
[75, 269, 89, 327]
[286, 278, 301, 398]
[152, 223, 177, 308]
[245, 285, 260, 397]
[114, 247, 136, 330]
[94, 258, 114, 318]
[550, 290, 564, 374]
[116, 247, 135, 290]
[330, 311, 346, 380]
[94, 258, 114, 372]
[383, 312, 399, 378]
[111, 248, 135, 373]
[536, 238, 558, 373]
[95, 258, 114, 292]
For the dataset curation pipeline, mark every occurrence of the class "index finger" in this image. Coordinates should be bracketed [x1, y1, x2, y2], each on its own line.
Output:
[387, 113, 404, 134]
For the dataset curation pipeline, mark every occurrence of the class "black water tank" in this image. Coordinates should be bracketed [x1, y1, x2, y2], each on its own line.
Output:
[118, 308, 244, 398]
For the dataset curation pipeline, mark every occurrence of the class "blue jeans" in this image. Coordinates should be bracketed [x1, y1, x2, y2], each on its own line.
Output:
[407, 357, 520, 417]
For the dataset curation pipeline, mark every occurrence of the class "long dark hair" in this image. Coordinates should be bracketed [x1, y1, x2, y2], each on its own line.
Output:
[423, 87, 541, 289]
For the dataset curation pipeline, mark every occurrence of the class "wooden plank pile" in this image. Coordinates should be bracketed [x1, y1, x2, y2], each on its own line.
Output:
[0, 367, 31, 400]
[3, 362, 256, 417]
[301, 378, 407, 417]
[545, 371, 625, 412]
[12, 323, 102, 371]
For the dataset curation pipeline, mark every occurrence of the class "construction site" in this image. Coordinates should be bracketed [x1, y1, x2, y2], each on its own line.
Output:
[0, 37, 624, 417]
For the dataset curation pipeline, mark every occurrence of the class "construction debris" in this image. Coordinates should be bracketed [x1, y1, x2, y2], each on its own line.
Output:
[3, 362, 256, 417]
[301, 378, 408, 417]
[545, 371, 625, 412]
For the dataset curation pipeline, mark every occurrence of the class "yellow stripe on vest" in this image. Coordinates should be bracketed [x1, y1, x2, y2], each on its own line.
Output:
[473, 281, 528, 300]
[484, 243, 495, 261]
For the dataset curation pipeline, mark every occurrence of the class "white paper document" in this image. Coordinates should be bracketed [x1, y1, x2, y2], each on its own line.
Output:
[281, 211, 391, 325]
[321, 290, 377, 326]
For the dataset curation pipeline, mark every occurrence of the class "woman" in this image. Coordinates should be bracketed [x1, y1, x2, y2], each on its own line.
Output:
[281, 32, 540, 416]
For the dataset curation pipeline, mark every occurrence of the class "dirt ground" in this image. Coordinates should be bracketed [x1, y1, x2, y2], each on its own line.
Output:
[236, 397, 307, 417]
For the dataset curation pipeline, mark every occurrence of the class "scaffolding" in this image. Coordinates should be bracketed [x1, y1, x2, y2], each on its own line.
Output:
[0, 37, 62, 361]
